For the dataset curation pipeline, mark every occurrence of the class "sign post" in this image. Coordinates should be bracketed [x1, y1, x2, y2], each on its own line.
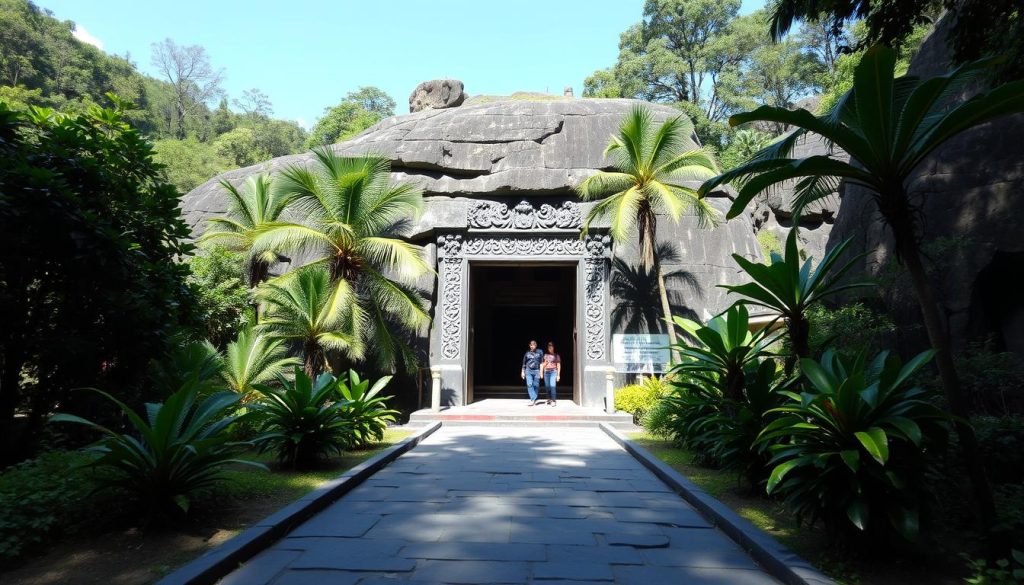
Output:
[612, 334, 671, 374]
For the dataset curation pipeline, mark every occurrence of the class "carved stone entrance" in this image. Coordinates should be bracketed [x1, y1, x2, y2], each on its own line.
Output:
[429, 199, 613, 408]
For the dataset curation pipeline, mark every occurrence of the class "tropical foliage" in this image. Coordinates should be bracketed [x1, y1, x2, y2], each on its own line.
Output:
[51, 381, 262, 519]
[200, 174, 291, 287]
[254, 148, 431, 372]
[184, 246, 254, 347]
[221, 325, 301, 398]
[722, 228, 870, 362]
[577, 105, 718, 346]
[248, 368, 354, 467]
[758, 350, 948, 543]
[336, 370, 400, 449]
[659, 306, 787, 482]
[0, 98, 196, 465]
[699, 44, 1024, 529]
[257, 268, 359, 378]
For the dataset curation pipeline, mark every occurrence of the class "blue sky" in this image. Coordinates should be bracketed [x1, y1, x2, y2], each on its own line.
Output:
[41, 0, 763, 129]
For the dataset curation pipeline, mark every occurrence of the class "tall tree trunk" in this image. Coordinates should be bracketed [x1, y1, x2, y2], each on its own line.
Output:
[640, 209, 679, 351]
[887, 196, 997, 535]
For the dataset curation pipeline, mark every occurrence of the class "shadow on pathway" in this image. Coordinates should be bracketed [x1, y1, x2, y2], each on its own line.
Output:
[218, 426, 780, 585]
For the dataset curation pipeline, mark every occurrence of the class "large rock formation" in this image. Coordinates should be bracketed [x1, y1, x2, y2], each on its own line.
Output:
[408, 79, 465, 113]
[184, 99, 699, 234]
[827, 20, 1024, 355]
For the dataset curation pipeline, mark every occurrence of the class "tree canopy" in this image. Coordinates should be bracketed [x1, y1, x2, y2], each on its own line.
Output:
[0, 0, 340, 194]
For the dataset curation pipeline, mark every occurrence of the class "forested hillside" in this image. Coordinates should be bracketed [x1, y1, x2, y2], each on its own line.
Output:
[0, 0, 394, 193]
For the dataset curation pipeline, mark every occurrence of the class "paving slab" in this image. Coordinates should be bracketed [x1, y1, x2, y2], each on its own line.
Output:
[214, 426, 782, 585]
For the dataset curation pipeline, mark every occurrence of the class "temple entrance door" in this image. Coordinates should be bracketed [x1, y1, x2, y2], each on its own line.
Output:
[468, 263, 577, 403]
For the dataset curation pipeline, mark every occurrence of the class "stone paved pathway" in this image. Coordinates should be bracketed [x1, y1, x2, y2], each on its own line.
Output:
[219, 426, 781, 585]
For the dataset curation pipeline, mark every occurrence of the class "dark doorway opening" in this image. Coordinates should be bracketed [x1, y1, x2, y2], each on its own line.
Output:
[469, 264, 576, 402]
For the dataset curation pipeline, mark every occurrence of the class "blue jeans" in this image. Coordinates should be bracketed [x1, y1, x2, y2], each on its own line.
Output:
[525, 369, 540, 401]
[543, 370, 557, 401]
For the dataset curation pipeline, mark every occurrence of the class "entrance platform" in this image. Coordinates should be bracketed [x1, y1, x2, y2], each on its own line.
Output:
[407, 399, 639, 430]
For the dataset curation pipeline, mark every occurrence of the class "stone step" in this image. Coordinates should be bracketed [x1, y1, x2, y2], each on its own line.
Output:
[402, 419, 641, 431]
[405, 398, 640, 431]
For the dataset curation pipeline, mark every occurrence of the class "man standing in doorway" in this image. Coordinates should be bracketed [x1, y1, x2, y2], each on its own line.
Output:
[521, 340, 544, 406]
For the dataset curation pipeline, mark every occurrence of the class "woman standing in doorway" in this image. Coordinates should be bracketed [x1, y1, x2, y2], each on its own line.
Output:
[540, 341, 561, 406]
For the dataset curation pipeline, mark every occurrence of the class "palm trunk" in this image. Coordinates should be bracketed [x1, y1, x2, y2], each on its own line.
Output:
[303, 342, 322, 379]
[785, 313, 810, 374]
[640, 209, 679, 353]
[886, 194, 996, 535]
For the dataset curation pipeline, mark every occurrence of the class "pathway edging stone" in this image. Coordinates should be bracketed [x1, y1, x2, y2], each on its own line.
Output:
[599, 422, 837, 585]
[154, 421, 442, 585]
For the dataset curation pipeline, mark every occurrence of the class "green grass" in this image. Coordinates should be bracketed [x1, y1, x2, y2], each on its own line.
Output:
[219, 428, 412, 503]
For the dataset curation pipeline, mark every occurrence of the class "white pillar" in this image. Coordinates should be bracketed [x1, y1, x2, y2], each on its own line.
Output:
[430, 366, 442, 412]
[605, 367, 616, 414]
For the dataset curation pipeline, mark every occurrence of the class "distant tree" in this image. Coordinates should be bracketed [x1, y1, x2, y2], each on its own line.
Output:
[213, 126, 269, 167]
[234, 87, 272, 123]
[152, 137, 229, 193]
[344, 86, 395, 117]
[304, 86, 394, 148]
[0, 98, 196, 464]
[255, 118, 306, 158]
[582, 68, 624, 98]
[150, 38, 224, 138]
[305, 100, 380, 148]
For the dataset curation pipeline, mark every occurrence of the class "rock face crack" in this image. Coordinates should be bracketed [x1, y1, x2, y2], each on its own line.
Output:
[534, 120, 565, 144]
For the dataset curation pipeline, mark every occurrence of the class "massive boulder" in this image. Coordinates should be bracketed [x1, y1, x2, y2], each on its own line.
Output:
[408, 79, 465, 113]
[183, 99, 700, 236]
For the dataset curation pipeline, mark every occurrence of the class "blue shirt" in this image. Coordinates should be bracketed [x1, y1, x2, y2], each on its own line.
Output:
[522, 349, 543, 370]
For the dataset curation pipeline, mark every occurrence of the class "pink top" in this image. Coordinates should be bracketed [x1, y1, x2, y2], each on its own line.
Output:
[541, 353, 561, 372]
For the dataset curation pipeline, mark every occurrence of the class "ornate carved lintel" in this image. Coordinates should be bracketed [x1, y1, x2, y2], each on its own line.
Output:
[468, 200, 582, 230]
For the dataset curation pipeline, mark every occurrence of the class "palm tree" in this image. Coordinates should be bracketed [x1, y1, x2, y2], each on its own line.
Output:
[221, 325, 301, 399]
[576, 105, 719, 347]
[200, 174, 290, 287]
[256, 268, 360, 378]
[252, 148, 431, 371]
[699, 45, 1024, 531]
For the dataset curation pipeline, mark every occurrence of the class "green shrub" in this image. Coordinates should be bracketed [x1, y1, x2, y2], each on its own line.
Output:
[184, 246, 255, 348]
[963, 550, 1024, 585]
[807, 302, 895, 357]
[251, 367, 352, 467]
[662, 361, 789, 483]
[337, 370, 399, 449]
[955, 342, 1024, 417]
[615, 376, 668, 423]
[52, 380, 261, 521]
[0, 451, 99, 564]
[643, 398, 675, 438]
[658, 306, 788, 481]
[758, 349, 949, 545]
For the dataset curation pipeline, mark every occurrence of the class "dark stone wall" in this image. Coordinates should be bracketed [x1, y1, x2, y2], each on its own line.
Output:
[827, 19, 1024, 355]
